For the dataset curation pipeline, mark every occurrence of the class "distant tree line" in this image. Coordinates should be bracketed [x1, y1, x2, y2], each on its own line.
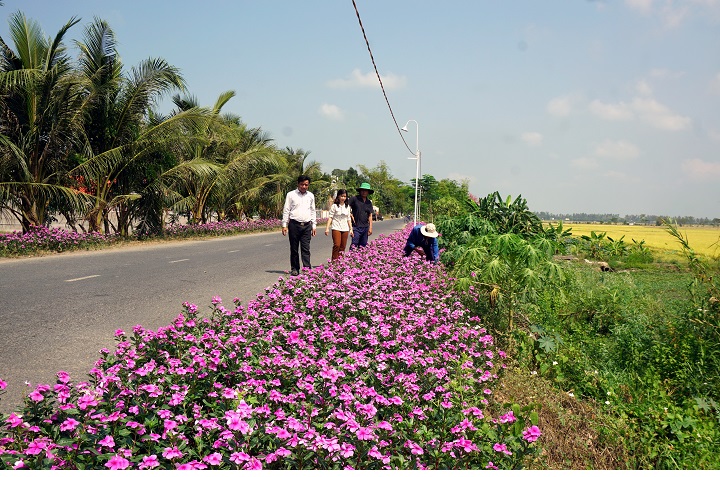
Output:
[535, 211, 720, 226]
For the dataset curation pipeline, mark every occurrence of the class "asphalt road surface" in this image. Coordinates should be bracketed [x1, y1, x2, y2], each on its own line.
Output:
[0, 218, 406, 413]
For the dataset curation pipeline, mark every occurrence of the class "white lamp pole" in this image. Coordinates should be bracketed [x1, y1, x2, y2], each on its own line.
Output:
[401, 120, 420, 226]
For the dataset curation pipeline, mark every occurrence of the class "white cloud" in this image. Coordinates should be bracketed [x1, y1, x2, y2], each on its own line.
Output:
[327, 69, 407, 90]
[624, 0, 717, 28]
[318, 103, 344, 121]
[681, 158, 720, 180]
[594, 140, 641, 160]
[547, 96, 574, 116]
[625, 0, 653, 13]
[588, 97, 690, 130]
[521, 132, 543, 146]
[631, 97, 691, 130]
[659, 4, 689, 27]
[588, 100, 634, 121]
[571, 157, 599, 170]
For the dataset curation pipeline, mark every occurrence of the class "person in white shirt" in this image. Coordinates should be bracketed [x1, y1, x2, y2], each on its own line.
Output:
[324, 189, 354, 261]
[281, 175, 316, 276]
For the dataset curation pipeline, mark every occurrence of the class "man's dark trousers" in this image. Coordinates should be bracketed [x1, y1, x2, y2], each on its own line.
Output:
[289, 219, 312, 272]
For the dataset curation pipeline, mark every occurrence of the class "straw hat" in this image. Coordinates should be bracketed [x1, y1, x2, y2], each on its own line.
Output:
[420, 223, 439, 238]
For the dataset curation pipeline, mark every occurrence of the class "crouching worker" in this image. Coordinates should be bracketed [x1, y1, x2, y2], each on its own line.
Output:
[403, 222, 440, 263]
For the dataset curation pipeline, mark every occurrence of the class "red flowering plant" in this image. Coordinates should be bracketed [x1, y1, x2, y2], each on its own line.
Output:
[0, 225, 540, 469]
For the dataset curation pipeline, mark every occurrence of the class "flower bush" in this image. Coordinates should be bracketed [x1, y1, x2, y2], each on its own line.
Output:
[0, 225, 120, 257]
[164, 219, 285, 239]
[1, 219, 329, 257]
[0, 225, 540, 469]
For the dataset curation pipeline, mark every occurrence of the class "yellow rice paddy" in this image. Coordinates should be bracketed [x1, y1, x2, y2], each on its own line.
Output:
[548, 222, 720, 257]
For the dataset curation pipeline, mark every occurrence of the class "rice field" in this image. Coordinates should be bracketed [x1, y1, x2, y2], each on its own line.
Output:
[548, 222, 720, 257]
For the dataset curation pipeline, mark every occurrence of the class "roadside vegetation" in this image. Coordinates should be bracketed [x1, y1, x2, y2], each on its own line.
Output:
[437, 192, 720, 469]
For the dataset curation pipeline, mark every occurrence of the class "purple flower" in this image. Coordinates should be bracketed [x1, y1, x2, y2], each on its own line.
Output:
[162, 446, 183, 459]
[522, 425, 542, 442]
[493, 442, 512, 455]
[139, 455, 160, 469]
[59, 418, 80, 432]
[105, 454, 130, 470]
[203, 452, 223, 465]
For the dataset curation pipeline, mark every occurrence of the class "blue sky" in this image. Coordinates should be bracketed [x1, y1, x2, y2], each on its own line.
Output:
[2, 0, 719, 218]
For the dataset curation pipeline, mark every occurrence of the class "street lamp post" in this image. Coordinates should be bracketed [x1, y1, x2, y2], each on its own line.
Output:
[401, 120, 420, 226]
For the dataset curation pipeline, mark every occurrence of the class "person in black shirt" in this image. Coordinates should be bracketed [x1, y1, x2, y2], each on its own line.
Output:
[348, 182, 374, 249]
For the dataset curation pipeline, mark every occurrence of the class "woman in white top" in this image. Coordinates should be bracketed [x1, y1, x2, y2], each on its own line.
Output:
[324, 189, 354, 260]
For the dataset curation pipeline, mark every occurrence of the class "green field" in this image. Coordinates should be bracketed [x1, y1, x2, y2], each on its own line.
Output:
[550, 222, 720, 257]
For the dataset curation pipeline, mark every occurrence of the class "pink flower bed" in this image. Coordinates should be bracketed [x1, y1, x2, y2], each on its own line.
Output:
[0, 225, 540, 469]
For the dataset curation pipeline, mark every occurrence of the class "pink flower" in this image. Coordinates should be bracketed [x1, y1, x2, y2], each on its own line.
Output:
[204, 452, 223, 465]
[493, 442, 512, 455]
[339, 442, 355, 458]
[522, 425, 542, 442]
[24, 439, 47, 455]
[456, 437, 478, 452]
[6, 413, 23, 428]
[0, 378, 7, 390]
[139, 455, 160, 469]
[226, 414, 250, 433]
[275, 447, 292, 457]
[498, 411, 516, 424]
[105, 454, 130, 470]
[98, 435, 115, 448]
[59, 418, 80, 432]
[486, 461, 499, 470]
[243, 457, 263, 470]
[389, 396, 403, 405]
[162, 446, 183, 459]
[355, 426, 375, 440]
[405, 440, 424, 455]
[230, 451, 250, 464]
[28, 389, 44, 402]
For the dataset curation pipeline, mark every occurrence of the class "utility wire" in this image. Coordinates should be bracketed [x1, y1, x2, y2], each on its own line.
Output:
[351, 0, 414, 155]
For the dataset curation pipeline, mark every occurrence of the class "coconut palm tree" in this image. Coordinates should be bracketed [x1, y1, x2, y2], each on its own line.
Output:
[245, 147, 326, 218]
[69, 17, 191, 233]
[156, 91, 279, 224]
[0, 12, 91, 232]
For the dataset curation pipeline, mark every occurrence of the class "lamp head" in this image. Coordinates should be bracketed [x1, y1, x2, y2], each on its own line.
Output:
[401, 126, 408, 132]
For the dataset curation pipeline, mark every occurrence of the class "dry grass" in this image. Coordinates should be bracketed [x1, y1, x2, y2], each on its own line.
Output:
[494, 365, 630, 470]
[552, 222, 720, 257]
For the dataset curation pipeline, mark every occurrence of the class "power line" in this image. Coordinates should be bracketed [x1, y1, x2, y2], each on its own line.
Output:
[351, 0, 414, 155]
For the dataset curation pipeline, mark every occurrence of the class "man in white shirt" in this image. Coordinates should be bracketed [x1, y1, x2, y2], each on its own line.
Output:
[281, 175, 316, 276]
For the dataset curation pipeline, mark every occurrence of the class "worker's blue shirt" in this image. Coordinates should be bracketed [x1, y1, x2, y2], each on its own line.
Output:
[403, 224, 439, 262]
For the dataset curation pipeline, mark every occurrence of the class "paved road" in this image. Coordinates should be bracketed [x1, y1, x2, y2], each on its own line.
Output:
[0, 219, 406, 413]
